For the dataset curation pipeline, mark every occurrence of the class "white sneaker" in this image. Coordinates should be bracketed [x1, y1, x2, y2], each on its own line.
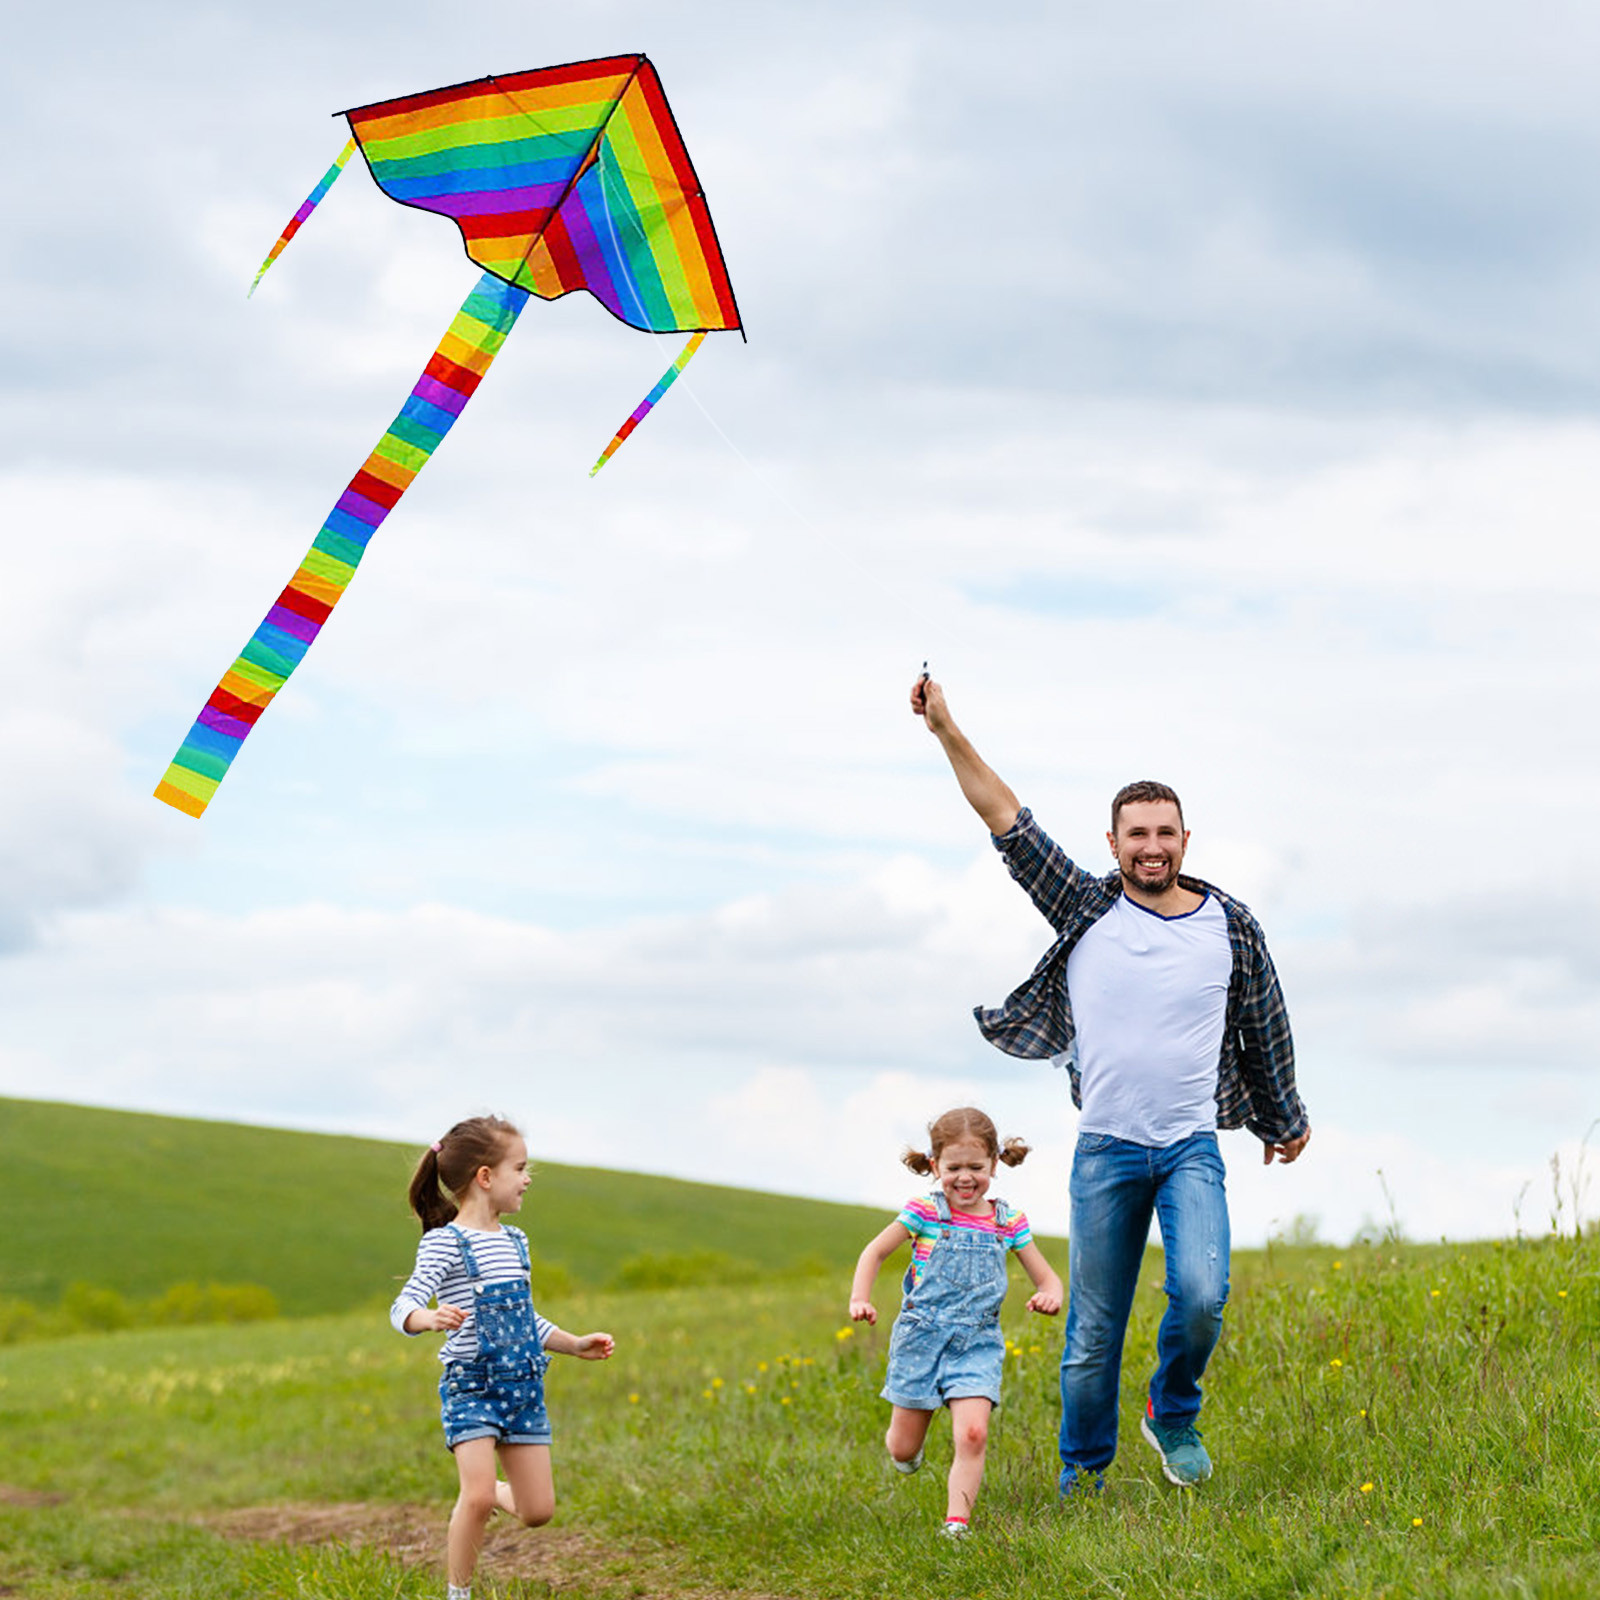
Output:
[940, 1518, 969, 1539]
[890, 1445, 924, 1474]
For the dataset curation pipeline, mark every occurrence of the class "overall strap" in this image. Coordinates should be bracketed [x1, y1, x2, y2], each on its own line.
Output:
[504, 1224, 532, 1273]
[445, 1223, 481, 1282]
[932, 1190, 952, 1224]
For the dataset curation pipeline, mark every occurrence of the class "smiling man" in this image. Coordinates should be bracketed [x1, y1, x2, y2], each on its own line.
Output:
[911, 676, 1310, 1496]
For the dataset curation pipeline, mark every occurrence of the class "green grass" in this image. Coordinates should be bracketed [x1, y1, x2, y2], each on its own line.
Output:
[0, 1097, 893, 1314]
[1, 1228, 1595, 1598]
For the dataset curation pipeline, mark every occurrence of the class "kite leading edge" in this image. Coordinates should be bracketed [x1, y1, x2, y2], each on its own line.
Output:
[156, 55, 741, 818]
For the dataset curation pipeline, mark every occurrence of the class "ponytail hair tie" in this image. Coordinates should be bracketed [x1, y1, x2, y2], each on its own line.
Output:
[430, 1141, 442, 1153]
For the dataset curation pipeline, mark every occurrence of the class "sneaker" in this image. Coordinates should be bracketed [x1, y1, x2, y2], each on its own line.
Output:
[890, 1445, 924, 1475]
[940, 1518, 969, 1539]
[1140, 1402, 1212, 1486]
[1057, 1465, 1106, 1499]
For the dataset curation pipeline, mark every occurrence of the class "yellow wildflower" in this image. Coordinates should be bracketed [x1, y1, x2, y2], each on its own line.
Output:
[1360, 1483, 1374, 1494]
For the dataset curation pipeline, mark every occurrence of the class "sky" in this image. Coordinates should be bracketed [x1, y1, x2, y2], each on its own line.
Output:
[4, 0, 1599, 1249]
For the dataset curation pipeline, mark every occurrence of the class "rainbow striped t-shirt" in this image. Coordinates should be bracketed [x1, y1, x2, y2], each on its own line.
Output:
[895, 1195, 1033, 1290]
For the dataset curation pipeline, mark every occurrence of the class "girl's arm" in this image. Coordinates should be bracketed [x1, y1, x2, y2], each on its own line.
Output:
[542, 1326, 615, 1360]
[849, 1221, 913, 1325]
[391, 1233, 466, 1336]
[1016, 1241, 1063, 1315]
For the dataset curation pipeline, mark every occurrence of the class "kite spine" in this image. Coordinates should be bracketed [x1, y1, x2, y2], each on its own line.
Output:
[155, 271, 530, 817]
[248, 136, 358, 297]
[589, 332, 707, 475]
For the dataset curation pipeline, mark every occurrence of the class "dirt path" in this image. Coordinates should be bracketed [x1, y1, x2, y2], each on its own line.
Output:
[1, 1484, 797, 1599]
[204, 1499, 797, 1600]
[207, 1500, 602, 1585]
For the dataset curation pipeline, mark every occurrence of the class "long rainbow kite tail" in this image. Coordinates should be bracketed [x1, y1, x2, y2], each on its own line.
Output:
[589, 333, 707, 476]
[155, 271, 529, 818]
[247, 137, 358, 297]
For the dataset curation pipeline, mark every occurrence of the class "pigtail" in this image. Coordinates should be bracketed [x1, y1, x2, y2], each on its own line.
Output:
[919, 1106, 1031, 1170]
[901, 1147, 936, 1176]
[998, 1135, 1031, 1168]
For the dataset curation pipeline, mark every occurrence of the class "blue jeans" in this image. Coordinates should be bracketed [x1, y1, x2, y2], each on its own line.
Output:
[1060, 1131, 1230, 1476]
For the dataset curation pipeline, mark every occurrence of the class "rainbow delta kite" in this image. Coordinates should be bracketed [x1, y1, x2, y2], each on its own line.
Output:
[155, 55, 742, 819]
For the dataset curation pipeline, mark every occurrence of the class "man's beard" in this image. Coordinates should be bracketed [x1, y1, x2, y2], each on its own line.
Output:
[1121, 858, 1179, 893]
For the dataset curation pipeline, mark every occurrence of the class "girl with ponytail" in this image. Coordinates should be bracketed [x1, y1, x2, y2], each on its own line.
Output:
[391, 1116, 614, 1600]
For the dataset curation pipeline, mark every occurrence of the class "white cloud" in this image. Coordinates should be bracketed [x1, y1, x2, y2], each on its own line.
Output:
[3, 0, 1599, 1252]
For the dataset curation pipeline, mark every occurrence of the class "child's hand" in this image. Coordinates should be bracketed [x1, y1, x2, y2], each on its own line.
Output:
[408, 1303, 465, 1334]
[1025, 1288, 1062, 1316]
[574, 1332, 615, 1360]
[849, 1298, 877, 1325]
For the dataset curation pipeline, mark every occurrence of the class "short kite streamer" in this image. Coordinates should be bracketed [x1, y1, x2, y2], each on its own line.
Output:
[590, 332, 706, 476]
[248, 136, 357, 297]
[157, 54, 741, 817]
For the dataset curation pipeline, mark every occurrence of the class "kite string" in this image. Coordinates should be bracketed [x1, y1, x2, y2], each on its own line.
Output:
[588, 148, 951, 660]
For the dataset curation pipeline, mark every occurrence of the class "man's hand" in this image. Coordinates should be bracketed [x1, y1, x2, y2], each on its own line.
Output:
[910, 673, 950, 733]
[1262, 1128, 1312, 1165]
[908, 675, 1020, 835]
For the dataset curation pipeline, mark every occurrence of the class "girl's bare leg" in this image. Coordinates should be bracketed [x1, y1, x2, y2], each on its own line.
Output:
[495, 1443, 555, 1527]
[447, 1438, 500, 1587]
[885, 1404, 934, 1465]
[945, 1397, 992, 1522]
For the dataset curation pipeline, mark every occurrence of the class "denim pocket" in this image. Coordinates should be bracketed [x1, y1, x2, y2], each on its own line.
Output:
[444, 1364, 489, 1397]
[1076, 1131, 1119, 1154]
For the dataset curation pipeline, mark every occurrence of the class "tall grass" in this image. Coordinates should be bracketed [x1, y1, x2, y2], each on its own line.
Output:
[1, 1228, 1594, 1598]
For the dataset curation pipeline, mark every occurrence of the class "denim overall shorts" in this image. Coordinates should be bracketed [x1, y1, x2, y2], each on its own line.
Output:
[881, 1192, 1011, 1410]
[438, 1223, 552, 1449]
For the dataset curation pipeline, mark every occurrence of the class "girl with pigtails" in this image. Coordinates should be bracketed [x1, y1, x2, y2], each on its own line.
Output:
[391, 1116, 614, 1600]
[849, 1107, 1063, 1539]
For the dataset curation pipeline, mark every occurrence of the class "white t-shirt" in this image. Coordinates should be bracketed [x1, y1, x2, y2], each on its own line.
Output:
[1065, 891, 1231, 1147]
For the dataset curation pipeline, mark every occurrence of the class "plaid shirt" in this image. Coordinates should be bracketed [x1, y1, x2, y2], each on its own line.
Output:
[975, 808, 1308, 1144]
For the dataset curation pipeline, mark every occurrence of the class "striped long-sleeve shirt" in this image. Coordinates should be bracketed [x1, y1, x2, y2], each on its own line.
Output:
[977, 808, 1307, 1144]
[390, 1224, 558, 1365]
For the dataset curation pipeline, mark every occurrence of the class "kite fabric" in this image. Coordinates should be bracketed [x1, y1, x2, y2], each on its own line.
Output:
[248, 137, 357, 297]
[155, 54, 740, 818]
[591, 332, 706, 476]
[345, 56, 740, 333]
[154, 273, 529, 818]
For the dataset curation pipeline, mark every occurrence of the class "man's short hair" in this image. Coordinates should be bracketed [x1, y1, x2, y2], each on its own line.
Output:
[1111, 780, 1185, 835]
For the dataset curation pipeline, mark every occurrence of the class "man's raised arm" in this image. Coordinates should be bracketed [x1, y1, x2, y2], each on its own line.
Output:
[910, 676, 1021, 837]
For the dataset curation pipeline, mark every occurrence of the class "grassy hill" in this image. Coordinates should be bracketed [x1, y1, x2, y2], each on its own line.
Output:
[0, 1097, 895, 1315]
